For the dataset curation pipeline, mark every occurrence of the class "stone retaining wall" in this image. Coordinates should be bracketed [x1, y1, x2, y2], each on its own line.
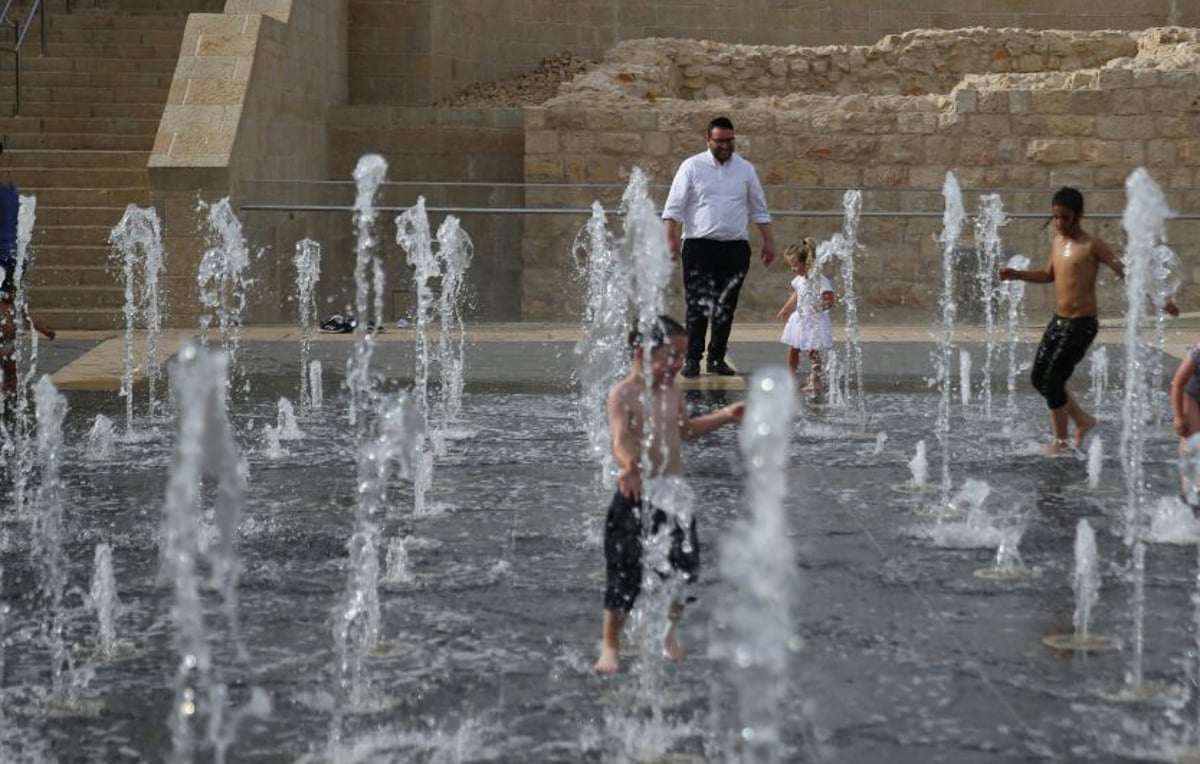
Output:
[523, 27, 1200, 323]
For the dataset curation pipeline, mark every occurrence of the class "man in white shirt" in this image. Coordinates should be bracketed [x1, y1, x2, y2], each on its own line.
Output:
[663, 117, 776, 378]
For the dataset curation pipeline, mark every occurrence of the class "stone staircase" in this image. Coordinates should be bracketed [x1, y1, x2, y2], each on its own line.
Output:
[0, 0, 223, 329]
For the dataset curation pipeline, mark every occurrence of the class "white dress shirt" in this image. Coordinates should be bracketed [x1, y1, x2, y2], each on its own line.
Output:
[661, 150, 771, 242]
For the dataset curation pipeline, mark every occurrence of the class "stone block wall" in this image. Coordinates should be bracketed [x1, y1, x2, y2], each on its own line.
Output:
[325, 106, 526, 321]
[523, 28, 1200, 323]
[347, 0, 1196, 107]
[148, 0, 348, 325]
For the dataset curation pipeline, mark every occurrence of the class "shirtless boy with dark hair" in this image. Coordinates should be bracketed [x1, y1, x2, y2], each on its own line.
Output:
[594, 314, 745, 674]
[999, 186, 1178, 455]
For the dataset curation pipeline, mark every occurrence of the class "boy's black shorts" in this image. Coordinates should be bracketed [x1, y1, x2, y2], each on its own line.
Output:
[602, 490, 699, 612]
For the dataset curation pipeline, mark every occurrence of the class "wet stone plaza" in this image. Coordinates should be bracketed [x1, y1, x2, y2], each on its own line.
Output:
[3, 330, 1200, 763]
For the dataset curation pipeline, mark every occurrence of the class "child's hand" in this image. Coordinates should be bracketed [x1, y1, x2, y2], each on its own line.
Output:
[1177, 415, 1191, 438]
[775, 309, 787, 321]
[617, 464, 641, 501]
[44, 329, 55, 341]
[725, 402, 746, 425]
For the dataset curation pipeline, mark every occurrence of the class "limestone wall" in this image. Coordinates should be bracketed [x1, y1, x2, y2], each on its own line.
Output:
[148, 0, 348, 325]
[524, 28, 1200, 323]
[347, 0, 1196, 106]
[325, 106, 526, 321]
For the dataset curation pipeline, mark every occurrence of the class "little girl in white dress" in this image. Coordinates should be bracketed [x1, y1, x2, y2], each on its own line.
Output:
[775, 238, 835, 393]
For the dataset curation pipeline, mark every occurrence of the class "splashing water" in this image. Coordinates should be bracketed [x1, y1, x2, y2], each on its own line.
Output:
[109, 204, 167, 435]
[835, 190, 864, 419]
[974, 193, 1008, 419]
[935, 172, 966, 510]
[1073, 519, 1100, 639]
[1150, 244, 1181, 420]
[993, 527, 1025, 572]
[1120, 169, 1171, 690]
[308, 360, 323, 410]
[432, 215, 473, 455]
[383, 536, 414, 585]
[86, 413, 117, 460]
[90, 543, 120, 659]
[623, 167, 672, 345]
[162, 344, 259, 764]
[261, 424, 284, 459]
[959, 349, 972, 407]
[32, 376, 70, 699]
[1087, 436, 1104, 490]
[396, 195, 437, 516]
[1090, 346, 1109, 409]
[293, 239, 321, 411]
[197, 199, 252, 394]
[573, 201, 628, 479]
[332, 395, 418, 733]
[712, 368, 798, 761]
[276, 397, 303, 440]
[348, 155, 388, 429]
[8, 195, 37, 523]
[1000, 253, 1031, 429]
[909, 440, 928, 489]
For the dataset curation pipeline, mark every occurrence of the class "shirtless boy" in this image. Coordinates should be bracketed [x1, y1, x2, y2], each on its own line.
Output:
[594, 315, 745, 674]
[999, 186, 1178, 455]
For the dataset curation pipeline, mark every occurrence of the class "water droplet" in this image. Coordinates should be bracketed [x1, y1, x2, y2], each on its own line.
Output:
[184, 653, 197, 669]
[760, 378, 775, 392]
[741, 726, 756, 741]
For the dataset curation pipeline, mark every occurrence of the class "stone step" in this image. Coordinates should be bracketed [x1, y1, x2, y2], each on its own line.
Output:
[30, 224, 113, 246]
[19, 187, 151, 206]
[68, 0, 225, 13]
[22, 42, 186, 59]
[0, 115, 161, 134]
[26, 284, 125, 310]
[5, 149, 150, 169]
[0, 69, 174, 90]
[3, 132, 152, 150]
[49, 12, 199, 31]
[26, 241, 115, 266]
[33, 206, 127, 228]
[14, 165, 149, 185]
[0, 85, 172, 105]
[17, 56, 177, 74]
[26, 306, 122, 331]
[28, 264, 117, 287]
[11, 101, 166, 119]
[34, 27, 185, 47]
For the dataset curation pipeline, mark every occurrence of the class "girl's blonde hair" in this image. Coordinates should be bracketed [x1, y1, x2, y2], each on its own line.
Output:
[783, 237, 817, 268]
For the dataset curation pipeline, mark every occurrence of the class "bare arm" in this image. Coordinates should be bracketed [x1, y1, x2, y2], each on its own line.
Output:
[606, 387, 643, 500]
[818, 289, 836, 312]
[664, 218, 682, 261]
[775, 290, 798, 320]
[998, 256, 1054, 283]
[1098, 241, 1180, 316]
[27, 312, 54, 341]
[1173, 353, 1197, 437]
[681, 401, 745, 441]
[757, 221, 776, 266]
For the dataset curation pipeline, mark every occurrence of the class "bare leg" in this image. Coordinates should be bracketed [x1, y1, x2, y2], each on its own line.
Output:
[1179, 395, 1200, 505]
[594, 609, 625, 673]
[663, 601, 685, 662]
[807, 350, 823, 391]
[786, 347, 800, 377]
[1043, 406, 1072, 455]
[1065, 393, 1097, 449]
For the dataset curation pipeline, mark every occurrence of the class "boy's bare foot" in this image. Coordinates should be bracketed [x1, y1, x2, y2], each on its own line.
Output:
[663, 629, 685, 662]
[1074, 414, 1097, 449]
[594, 645, 620, 674]
[1041, 439, 1073, 456]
